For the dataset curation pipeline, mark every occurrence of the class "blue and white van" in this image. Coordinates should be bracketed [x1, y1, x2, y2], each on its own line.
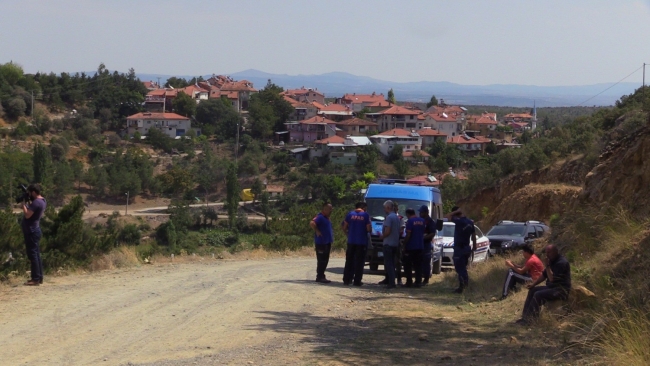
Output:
[364, 182, 444, 275]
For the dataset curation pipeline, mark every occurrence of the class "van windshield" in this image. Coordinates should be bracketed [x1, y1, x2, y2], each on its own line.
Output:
[365, 199, 429, 221]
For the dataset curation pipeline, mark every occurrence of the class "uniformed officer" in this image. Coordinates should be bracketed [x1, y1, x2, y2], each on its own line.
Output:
[402, 208, 425, 287]
[310, 203, 334, 283]
[418, 205, 437, 285]
[342, 202, 371, 286]
[446, 206, 477, 293]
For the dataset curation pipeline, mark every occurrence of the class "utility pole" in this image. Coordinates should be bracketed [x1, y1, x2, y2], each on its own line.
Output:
[643, 63, 646, 100]
[235, 121, 240, 163]
[125, 191, 129, 215]
[31, 90, 34, 120]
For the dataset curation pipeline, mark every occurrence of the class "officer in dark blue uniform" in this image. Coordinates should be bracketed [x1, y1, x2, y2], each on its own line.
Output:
[418, 205, 437, 285]
[342, 202, 371, 286]
[447, 206, 477, 293]
[310, 203, 334, 283]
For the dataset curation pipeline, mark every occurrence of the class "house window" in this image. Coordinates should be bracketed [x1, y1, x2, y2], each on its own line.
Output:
[410, 115, 414, 120]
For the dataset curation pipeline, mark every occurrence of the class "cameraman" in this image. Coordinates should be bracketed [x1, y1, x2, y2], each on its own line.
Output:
[21, 184, 46, 286]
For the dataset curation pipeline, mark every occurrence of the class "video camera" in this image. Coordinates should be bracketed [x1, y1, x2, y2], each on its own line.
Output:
[15, 184, 30, 204]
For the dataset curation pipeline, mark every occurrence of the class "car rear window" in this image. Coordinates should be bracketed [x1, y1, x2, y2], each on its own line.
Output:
[487, 225, 527, 237]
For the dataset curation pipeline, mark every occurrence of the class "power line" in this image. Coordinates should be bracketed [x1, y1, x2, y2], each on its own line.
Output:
[577, 65, 644, 106]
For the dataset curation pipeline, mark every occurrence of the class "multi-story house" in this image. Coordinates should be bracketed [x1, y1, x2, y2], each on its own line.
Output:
[418, 127, 448, 148]
[310, 135, 372, 165]
[447, 134, 491, 155]
[503, 113, 533, 124]
[467, 113, 498, 137]
[369, 105, 421, 132]
[337, 92, 387, 112]
[285, 96, 318, 121]
[126, 112, 193, 138]
[284, 87, 325, 105]
[418, 112, 464, 136]
[315, 103, 354, 121]
[335, 118, 378, 137]
[370, 128, 422, 156]
[285, 116, 338, 143]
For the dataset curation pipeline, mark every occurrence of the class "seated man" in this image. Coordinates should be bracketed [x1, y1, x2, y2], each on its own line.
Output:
[500, 244, 544, 300]
[516, 244, 572, 325]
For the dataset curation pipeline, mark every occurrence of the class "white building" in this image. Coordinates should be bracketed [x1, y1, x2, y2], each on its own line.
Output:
[369, 128, 422, 156]
[126, 112, 193, 138]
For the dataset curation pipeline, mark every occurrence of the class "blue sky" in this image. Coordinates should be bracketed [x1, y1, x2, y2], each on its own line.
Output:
[1, 0, 649, 86]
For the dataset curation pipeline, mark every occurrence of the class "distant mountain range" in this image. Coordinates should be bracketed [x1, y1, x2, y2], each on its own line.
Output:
[135, 69, 641, 107]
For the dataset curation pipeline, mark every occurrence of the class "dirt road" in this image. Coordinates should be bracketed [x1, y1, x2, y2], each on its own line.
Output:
[1, 258, 564, 366]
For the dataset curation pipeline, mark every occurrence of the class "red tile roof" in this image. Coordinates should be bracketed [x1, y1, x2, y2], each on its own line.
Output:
[504, 113, 533, 119]
[311, 101, 327, 110]
[147, 89, 167, 97]
[319, 103, 352, 112]
[336, 118, 377, 127]
[285, 87, 324, 97]
[220, 80, 257, 92]
[366, 101, 394, 108]
[301, 116, 337, 125]
[402, 150, 431, 157]
[447, 135, 489, 144]
[417, 128, 446, 136]
[314, 135, 346, 144]
[468, 113, 498, 125]
[423, 112, 458, 122]
[377, 128, 416, 137]
[425, 105, 465, 115]
[377, 105, 420, 116]
[341, 93, 386, 104]
[510, 122, 528, 129]
[127, 112, 189, 120]
[283, 95, 313, 109]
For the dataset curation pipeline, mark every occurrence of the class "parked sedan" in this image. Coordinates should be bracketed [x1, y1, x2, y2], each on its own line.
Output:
[439, 222, 491, 269]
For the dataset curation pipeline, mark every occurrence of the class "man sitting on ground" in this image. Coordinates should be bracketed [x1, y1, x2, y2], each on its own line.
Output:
[516, 244, 572, 325]
[500, 244, 544, 300]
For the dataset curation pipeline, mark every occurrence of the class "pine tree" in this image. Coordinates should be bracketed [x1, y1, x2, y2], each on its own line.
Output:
[32, 142, 52, 186]
[387, 89, 396, 104]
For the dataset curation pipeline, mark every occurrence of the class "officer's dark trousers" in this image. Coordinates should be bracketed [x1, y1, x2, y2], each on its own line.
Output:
[343, 244, 367, 285]
[502, 269, 531, 297]
[24, 227, 44, 283]
[403, 249, 423, 285]
[315, 244, 331, 279]
[421, 243, 433, 280]
[522, 286, 568, 320]
[453, 252, 470, 288]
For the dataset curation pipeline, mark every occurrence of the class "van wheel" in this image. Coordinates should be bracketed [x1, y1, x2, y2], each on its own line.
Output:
[369, 263, 379, 271]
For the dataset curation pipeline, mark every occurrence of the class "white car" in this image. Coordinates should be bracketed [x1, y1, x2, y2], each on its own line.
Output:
[438, 222, 490, 269]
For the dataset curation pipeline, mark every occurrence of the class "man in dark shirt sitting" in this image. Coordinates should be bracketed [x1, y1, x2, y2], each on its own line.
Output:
[516, 244, 572, 325]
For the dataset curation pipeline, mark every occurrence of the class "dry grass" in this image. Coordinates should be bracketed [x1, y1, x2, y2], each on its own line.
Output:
[589, 306, 650, 366]
[88, 246, 141, 272]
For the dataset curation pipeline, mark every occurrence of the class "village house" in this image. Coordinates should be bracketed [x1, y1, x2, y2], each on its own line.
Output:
[284, 116, 338, 143]
[143, 75, 256, 113]
[315, 103, 354, 121]
[365, 100, 394, 113]
[335, 118, 378, 137]
[369, 128, 422, 156]
[310, 135, 372, 165]
[418, 112, 464, 136]
[337, 92, 387, 112]
[503, 113, 533, 124]
[467, 113, 498, 137]
[509, 122, 528, 133]
[447, 134, 491, 155]
[368, 105, 421, 132]
[417, 127, 448, 148]
[283, 87, 325, 105]
[284, 96, 318, 121]
[126, 112, 194, 138]
[403, 150, 431, 163]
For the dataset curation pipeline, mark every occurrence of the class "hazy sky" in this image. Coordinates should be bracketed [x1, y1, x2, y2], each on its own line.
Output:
[1, 0, 649, 86]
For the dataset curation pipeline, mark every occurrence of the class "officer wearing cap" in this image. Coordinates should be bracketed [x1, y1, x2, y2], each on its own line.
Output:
[418, 205, 437, 285]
